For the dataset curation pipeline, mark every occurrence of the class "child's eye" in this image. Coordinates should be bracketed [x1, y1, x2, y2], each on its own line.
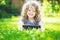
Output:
[28, 10, 35, 12]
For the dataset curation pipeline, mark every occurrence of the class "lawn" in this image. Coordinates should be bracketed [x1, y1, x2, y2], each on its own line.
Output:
[0, 16, 60, 40]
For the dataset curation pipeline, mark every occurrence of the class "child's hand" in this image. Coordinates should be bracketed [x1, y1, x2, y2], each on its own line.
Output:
[18, 21, 24, 30]
[18, 26, 24, 30]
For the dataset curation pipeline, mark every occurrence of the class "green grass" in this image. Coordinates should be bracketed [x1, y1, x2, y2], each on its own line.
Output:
[0, 16, 60, 40]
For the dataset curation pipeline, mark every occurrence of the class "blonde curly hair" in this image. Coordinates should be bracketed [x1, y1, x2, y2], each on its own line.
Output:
[21, 1, 41, 24]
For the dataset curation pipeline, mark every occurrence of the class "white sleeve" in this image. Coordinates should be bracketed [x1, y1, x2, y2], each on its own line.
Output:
[39, 19, 45, 31]
[18, 20, 24, 30]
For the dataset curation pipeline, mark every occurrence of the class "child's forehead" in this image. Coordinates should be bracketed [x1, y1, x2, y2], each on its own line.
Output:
[28, 5, 36, 10]
[29, 5, 35, 9]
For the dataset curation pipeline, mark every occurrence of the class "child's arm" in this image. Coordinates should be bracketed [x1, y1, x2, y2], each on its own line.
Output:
[39, 20, 45, 31]
[18, 20, 24, 30]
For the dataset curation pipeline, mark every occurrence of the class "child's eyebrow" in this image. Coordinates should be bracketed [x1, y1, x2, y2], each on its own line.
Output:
[29, 6, 36, 11]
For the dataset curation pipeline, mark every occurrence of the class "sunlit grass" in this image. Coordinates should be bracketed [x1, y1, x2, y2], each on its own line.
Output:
[0, 16, 60, 40]
[44, 22, 60, 31]
[43, 16, 60, 31]
[0, 16, 60, 31]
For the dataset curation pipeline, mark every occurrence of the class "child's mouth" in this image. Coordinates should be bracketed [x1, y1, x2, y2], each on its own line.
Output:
[30, 14, 33, 16]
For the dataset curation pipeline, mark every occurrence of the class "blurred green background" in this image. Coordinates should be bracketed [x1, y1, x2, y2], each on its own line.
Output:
[0, 0, 60, 40]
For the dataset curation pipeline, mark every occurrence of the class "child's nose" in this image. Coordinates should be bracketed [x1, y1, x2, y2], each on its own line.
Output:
[30, 11, 33, 13]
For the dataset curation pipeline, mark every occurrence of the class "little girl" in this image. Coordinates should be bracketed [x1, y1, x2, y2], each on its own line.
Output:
[18, 1, 44, 31]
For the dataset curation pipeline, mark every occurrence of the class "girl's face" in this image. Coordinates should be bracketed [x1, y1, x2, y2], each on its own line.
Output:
[27, 6, 36, 18]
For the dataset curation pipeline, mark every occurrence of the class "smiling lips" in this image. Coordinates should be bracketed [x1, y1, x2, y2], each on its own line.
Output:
[29, 13, 33, 16]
